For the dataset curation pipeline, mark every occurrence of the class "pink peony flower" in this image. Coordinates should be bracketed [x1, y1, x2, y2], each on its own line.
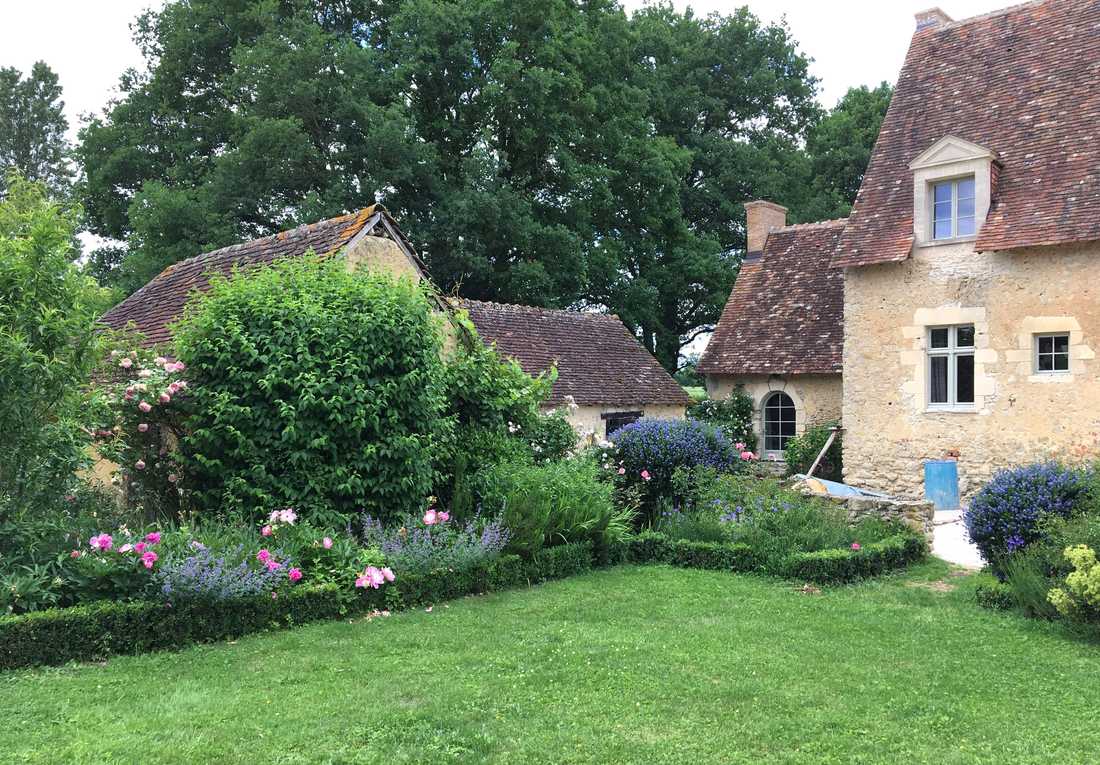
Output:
[257, 549, 271, 564]
[134, 542, 147, 554]
[135, 460, 146, 470]
[851, 542, 861, 551]
[356, 566, 386, 589]
[159, 392, 171, 404]
[288, 567, 302, 582]
[423, 509, 438, 526]
[618, 467, 626, 475]
[70, 549, 81, 558]
[119, 543, 134, 553]
[119, 357, 133, 369]
[137, 423, 149, 432]
[734, 442, 746, 451]
[155, 356, 167, 366]
[141, 551, 158, 569]
[278, 508, 297, 524]
[146, 532, 161, 544]
[89, 533, 113, 551]
[641, 470, 651, 481]
[266, 560, 281, 572]
[355, 575, 368, 588]
[167, 382, 181, 394]
[740, 451, 756, 461]
[437, 511, 450, 523]
[261, 525, 273, 537]
[322, 537, 333, 549]
[381, 567, 395, 582]
[138, 401, 152, 413]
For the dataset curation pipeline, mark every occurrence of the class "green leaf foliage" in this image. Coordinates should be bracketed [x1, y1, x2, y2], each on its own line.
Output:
[0, 63, 72, 197]
[783, 420, 843, 482]
[172, 255, 446, 524]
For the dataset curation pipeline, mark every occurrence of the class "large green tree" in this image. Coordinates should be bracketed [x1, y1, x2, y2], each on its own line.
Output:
[0, 62, 72, 197]
[78, 0, 827, 369]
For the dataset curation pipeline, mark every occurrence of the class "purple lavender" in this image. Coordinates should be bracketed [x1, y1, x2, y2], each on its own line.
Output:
[155, 544, 291, 602]
[357, 512, 509, 575]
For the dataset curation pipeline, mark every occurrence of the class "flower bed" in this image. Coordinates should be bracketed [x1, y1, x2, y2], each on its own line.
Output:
[0, 542, 593, 671]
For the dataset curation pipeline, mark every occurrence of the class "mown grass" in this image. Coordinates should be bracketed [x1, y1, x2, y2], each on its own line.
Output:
[3, 561, 1099, 764]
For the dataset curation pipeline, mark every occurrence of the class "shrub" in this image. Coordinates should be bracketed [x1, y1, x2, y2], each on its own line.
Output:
[686, 387, 755, 448]
[174, 256, 447, 525]
[974, 577, 1016, 610]
[1047, 545, 1100, 622]
[479, 458, 634, 556]
[609, 418, 745, 523]
[0, 175, 109, 524]
[358, 509, 510, 575]
[726, 489, 852, 572]
[783, 534, 927, 583]
[654, 501, 731, 543]
[964, 462, 1086, 571]
[783, 421, 842, 482]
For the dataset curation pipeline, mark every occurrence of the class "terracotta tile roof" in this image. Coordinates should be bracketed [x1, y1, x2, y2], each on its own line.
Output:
[833, 0, 1100, 267]
[459, 299, 692, 408]
[100, 208, 380, 346]
[698, 220, 846, 376]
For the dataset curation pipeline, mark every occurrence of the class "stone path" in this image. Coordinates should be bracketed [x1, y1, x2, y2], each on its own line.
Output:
[931, 509, 984, 569]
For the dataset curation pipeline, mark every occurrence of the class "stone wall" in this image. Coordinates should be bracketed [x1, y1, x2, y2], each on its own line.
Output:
[705, 373, 842, 456]
[344, 233, 423, 281]
[837, 495, 935, 541]
[559, 403, 686, 446]
[843, 240, 1100, 499]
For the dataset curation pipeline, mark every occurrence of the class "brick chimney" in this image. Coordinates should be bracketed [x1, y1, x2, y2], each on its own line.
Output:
[915, 7, 952, 30]
[743, 200, 787, 256]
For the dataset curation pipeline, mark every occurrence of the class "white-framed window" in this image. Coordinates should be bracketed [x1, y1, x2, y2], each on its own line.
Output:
[931, 176, 976, 240]
[763, 392, 796, 455]
[1035, 333, 1070, 374]
[928, 324, 975, 409]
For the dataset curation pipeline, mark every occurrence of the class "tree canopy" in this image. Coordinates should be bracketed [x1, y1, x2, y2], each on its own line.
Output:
[78, 0, 889, 370]
[0, 62, 72, 198]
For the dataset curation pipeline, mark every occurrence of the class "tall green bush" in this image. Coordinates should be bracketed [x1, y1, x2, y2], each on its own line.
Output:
[0, 175, 109, 523]
[174, 256, 446, 525]
[784, 421, 842, 481]
[687, 387, 755, 448]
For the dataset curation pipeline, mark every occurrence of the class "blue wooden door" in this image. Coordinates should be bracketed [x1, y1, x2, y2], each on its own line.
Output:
[924, 460, 960, 511]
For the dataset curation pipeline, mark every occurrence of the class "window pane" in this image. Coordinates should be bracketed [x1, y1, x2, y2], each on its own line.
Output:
[1038, 353, 1053, 372]
[930, 356, 949, 403]
[957, 195, 975, 218]
[957, 177, 975, 200]
[956, 325, 975, 347]
[933, 219, 953, 239]
[1038, 336, 1053, 354]
[956, 215, 975, 236]
[1054, 335, 1070, 354]
[1054, 352, 1070, 371]
[933, 182, 953, 204]
[956, 354, 975, 403]
[930, 328, 949, 348]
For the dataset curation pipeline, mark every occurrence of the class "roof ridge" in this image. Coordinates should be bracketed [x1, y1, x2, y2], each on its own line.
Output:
[459, 298, 617, 320]
[774, 218, 848, 232]
[923, 0, 1044, 33]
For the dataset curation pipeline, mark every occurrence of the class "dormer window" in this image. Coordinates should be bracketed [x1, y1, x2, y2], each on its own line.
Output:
[932, 177, 976, 239]
[909, 136, 997, 247]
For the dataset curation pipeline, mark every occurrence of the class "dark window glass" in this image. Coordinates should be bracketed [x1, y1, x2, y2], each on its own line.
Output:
[1038, 353, 1053, 372]
[930, 356, 949, 403]
[956, 354, 975, 403]
[605, 412, 641, 438]
[930, 328, 950, 349]
[956, 325, 975, 347]
[1039, 336, 1054, 354]
[1054, 335, 1070, 354]
[764, 393, 796, 453]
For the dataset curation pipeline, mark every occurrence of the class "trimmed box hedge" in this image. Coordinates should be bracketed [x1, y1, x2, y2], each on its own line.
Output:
[0, 542, 593, 671]
[628, 531, 926, 584]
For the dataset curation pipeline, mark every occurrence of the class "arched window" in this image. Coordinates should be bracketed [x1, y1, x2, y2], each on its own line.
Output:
[763, 392, 796, 455]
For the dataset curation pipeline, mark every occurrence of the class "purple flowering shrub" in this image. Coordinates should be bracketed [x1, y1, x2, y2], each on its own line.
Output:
[964, 462, 1086, 567]
[604, 418, 744, 523]
[155, 543, 293, 602]
[358, 508, 510, 575]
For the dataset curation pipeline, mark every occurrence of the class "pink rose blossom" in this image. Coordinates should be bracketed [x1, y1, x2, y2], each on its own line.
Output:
[138, 401, 152, 412]
[141, 551, 158, 569]
[423, 509, 438, 526]
[70, 549, 81, 558]
[119, 543, 134, 553]
[740, 451, 756, 461]
[322, 537, 333, 549]
[381, 567, 395, 582]
[734, 442, 746, 451]
[134, 459, 146, 470]
[278, 508, 297, 524]
[261, 525, 273, 537]
[257, 549, 272, 563]
[119, 357, 133, 369]
[155, 356, 167, 366]
[288, 567, 302, 582]
[851, 542, 861, 551]
[618, 467, 626, 475]
[266, 560, 281, 572]
[137, 423, 149, 432]
[167, 474, 178, 484]
[134, 542, 147, 554]
[159, 392, 171, 404]
[167, 382, 181, 394]
[437, 511, 450, 522]
[641, 470, 651, 481]
[145, 532, 161, 544]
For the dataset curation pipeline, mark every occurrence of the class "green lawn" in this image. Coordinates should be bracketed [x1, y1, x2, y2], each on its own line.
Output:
[3, 562, 1098, 764]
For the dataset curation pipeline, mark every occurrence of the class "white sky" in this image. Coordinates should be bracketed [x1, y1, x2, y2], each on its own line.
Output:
[2, 0, 1014, 142]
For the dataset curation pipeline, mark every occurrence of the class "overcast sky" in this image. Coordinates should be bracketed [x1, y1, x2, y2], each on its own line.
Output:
[4, 0, 1013, 142]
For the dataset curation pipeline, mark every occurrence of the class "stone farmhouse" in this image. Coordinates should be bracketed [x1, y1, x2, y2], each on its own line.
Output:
[100, 206, 688, 441]
[701, 0, 1100, 499]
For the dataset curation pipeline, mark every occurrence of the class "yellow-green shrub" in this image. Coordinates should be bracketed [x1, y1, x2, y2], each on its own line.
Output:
[1048, 544, 1100, 618]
